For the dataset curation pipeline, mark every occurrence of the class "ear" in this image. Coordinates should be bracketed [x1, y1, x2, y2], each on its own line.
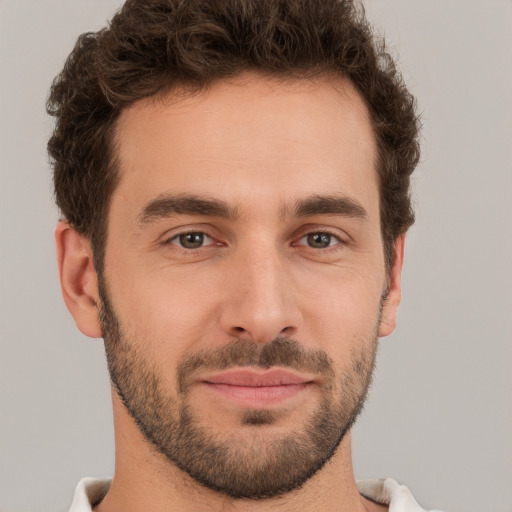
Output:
[378, 233, 406, 338]
[55, 221, 102, 338]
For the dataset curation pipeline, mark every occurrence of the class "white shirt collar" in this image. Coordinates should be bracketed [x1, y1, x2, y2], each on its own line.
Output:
[69, 476, 439, 512]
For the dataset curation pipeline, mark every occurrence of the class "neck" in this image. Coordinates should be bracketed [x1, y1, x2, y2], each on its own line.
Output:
[94, 391, 383, 512]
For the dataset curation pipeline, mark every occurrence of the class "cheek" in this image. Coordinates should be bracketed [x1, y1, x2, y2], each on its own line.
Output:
[299, 267, 384, 353]
[108, 265, 224, 359]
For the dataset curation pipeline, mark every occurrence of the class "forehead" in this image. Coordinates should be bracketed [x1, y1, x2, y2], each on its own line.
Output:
[112, 73, 378, 219]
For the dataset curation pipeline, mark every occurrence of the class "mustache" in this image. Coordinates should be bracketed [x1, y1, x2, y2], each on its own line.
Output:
[177, 337, 335, 394]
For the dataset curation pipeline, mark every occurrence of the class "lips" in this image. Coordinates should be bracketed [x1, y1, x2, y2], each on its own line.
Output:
[200, 368, 313, 408]
[204, 368, 311, 386]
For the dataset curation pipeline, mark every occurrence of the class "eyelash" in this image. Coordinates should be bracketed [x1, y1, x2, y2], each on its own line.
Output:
[163, 230, 218, 252]
[162, 228, 346, 253]
[294, 231, 343, 250]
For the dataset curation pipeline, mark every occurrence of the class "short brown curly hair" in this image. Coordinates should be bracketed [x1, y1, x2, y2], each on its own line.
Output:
[47, 0, 420, 272]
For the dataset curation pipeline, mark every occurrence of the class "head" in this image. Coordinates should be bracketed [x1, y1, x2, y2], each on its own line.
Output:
[49, 0, 420, 501]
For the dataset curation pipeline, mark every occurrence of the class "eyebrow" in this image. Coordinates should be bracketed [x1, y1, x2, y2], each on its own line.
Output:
[289, 195, 368, 221]
[137, 195, 238, 225]
[136, 193, 368, 226]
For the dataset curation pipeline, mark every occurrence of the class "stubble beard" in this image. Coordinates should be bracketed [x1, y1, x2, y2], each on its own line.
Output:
[98, 281, 380, 500]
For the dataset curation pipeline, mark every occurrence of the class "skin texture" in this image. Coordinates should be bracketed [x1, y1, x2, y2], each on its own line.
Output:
[56, 73, 402, 512]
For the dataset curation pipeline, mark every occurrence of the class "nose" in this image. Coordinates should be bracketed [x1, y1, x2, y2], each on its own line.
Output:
[219, 245, 302, 344]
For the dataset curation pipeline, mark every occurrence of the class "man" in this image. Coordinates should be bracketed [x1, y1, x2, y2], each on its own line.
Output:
[47, 0, 434, 510]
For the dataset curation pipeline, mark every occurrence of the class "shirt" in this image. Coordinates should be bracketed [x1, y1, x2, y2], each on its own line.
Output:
[68, 477, 444, 511]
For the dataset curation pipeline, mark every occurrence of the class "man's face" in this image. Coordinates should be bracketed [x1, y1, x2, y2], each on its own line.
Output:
[98, 74, 401, 498]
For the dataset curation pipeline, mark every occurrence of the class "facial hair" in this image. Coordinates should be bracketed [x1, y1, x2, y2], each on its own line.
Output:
[98, 282, 380, 500]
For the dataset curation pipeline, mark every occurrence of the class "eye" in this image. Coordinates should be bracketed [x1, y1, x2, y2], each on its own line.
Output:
[297, 232, 340, 249]
[170, 232, 213, 249]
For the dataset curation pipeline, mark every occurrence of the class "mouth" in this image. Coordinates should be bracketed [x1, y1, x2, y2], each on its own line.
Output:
[199, 368, 314, 409]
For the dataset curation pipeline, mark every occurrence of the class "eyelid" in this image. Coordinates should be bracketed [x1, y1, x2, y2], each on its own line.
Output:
[292, 225, 350, 244]
[159, 223, 218, 242]
[158, 226, 221, 252]
[294, 233, 342, 251]
[170, 231, 214, 247]
[157, 224, 350, 253]
[297, 232, 339, 245]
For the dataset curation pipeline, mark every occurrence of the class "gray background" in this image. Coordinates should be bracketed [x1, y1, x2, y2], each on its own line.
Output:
[1, 0, 511, 511]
